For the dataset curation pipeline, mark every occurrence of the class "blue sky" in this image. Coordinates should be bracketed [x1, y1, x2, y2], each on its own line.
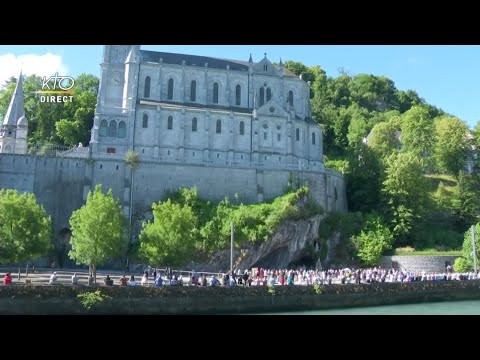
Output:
[1, 45, 479, 128]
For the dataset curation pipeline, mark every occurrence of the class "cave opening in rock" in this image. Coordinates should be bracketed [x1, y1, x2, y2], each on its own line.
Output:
[288, 255, 317, 270]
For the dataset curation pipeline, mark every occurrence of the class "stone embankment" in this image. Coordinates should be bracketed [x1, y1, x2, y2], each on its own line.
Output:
[1, 280, 479, 314]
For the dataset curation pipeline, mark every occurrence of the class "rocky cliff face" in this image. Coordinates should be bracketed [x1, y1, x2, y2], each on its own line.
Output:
[192, 214, 329, 272]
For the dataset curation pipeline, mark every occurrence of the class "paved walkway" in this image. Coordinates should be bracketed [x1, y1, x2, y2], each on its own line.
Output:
[0, 268, 138, 286]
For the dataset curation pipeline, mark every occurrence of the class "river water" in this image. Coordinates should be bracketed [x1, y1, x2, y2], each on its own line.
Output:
[255, 300, 480, 315]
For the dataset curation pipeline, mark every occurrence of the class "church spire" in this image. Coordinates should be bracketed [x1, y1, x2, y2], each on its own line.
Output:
[249, 53, 253, 63]
[3, 72, 24, 126]
[125, 48, 136, 63]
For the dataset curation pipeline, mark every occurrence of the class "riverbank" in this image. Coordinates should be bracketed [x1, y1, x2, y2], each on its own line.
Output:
[2, 280, 480, 314]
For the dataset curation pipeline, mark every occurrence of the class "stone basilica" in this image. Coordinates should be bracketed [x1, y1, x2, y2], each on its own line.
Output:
[91, 45, 323, 170]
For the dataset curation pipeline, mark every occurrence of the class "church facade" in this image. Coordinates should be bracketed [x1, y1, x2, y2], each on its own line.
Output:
[90, 46, 323, 169]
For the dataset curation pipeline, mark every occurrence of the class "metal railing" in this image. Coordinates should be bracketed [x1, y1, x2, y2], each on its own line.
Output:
[27, 144, 89, 159]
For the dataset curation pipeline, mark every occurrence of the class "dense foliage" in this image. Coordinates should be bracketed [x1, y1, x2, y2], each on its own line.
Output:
[69, 185, 127, 281]
[0, 189, 52, 265]
[454, 223, 480, 272]
[138, 186, 323, 263]
[284, 61, 480, 260]
[0, 73, 98, 147]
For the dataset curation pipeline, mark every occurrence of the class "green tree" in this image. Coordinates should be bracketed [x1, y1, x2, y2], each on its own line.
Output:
[368, 119, 401, 161]
[346, 112, 369, 148]
[401, 105, 434, 167]
[2, 76, 17, 88]
[433, 116, 470, 176]
[458, 223, 480, 271]
[348, 74, 398, 112]
[0, 189, 52, 266]
[55, 90, 97, 146]
[0, 73, 99, 147]
[396, 90, 424, 113]
[382, 152, 429, 242]
[451, 172, 479, 232]
[453, 257, 469, 272]
[139, 199, 197, 267]
[0, 81, 16, 120]
[346, 144, 383, 212]
[69, 184, 126, 282]
[352, 214, 393, 266]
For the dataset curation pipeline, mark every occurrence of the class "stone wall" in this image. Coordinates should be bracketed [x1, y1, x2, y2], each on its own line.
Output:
[0, 153, 347, 240]
[381, 255, 461, 273]
[1, 281, 480, 314]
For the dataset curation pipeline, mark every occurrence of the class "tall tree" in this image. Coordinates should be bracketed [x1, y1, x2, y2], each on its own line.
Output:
[69, 184, 127, 282]
[396, 89, 424, 113]
[401, 105, 434, 167]
[382, 152, 429, 243]
[352, 213, 394, 266]
[346, 110, 369, 148]
[433, 116, 470, 176]
[346, 144, 383, 213]
[0, 189, 52, 266]
[139, 199, 197, 268]
[451, 172, 479, 232]
[367, 119, 401, 161]
[456, 223, 480, 271]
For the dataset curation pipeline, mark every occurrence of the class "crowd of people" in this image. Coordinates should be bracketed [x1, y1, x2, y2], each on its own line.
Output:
[103, 265, 480, 287]
[3, 265, 480, 286]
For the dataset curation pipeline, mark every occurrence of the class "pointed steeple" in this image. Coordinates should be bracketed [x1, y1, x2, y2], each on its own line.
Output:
[3, 72, 24, 126]
[125, 48, 136, 63]
[249, 53, 253, 63]
[279, 58, 283, 66]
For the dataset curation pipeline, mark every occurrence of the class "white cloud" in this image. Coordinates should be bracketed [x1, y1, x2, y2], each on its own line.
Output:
[0, 53, 68, 88]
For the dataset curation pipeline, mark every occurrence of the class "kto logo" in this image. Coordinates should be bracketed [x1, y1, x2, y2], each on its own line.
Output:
[35, 73, 75, 103]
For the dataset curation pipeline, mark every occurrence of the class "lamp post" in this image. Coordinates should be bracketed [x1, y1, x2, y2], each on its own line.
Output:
[230, 222, 234, 274]
[472, 225, 478, 273]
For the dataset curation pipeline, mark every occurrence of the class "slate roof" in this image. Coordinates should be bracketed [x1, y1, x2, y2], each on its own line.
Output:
[140, 50, 298, 78]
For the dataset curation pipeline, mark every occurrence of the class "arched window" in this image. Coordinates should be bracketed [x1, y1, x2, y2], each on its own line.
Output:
[142, 113, 148, 128]
[312, 132, 316, 145]
[266, 87, 272, 102]
[144, 76, 151, 98]
[190, 80, 196, 102]
[216, 119, 221, 134]
[118, 121, 126, 138]
[213, 82, 219, 104]
[259, 87, 265, 106]
[168, 78, 174, 100]
[99, 120, 108, 137]
[239, 121, 245, 135]
[109, 120, 117, 137]
[296, 128, 300, 141]
[235, 84, 241, 106]
[288, 90, 294, 107]
[192, 117, 197, 132]
[167, 116, 173, 130]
